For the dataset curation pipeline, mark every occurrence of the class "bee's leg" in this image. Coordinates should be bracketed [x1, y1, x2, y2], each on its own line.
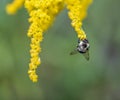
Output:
[78, 39, 80, 43]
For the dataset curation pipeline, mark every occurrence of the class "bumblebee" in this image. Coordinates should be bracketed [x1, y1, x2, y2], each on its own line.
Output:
[70, 39, 90, 60]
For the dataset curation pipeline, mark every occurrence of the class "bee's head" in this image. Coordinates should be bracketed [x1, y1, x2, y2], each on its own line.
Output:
[77, 39, 90, 53]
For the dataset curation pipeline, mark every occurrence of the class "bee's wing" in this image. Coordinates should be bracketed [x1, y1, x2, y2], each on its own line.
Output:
[70, 49, 78, 55]
[83, 50, 90, 61]
[70, 48, 90, 61]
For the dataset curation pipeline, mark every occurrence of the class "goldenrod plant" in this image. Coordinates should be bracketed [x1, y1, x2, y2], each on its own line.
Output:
[6, 0, 92, 82]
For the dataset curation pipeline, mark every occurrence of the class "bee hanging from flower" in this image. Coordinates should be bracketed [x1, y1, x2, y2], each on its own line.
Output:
[70, 38, 90, 61]
[6, 0, 92, 82]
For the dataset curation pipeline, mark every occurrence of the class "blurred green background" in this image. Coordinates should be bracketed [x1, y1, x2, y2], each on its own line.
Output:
[0, 0, 120, 100]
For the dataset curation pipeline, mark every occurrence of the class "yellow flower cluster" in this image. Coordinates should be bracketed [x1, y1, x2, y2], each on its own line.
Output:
[6, 0, 25, 15]
[6, 0, 92, 82]
[65, 0, 92, 40]
[25, 0, 64, 82]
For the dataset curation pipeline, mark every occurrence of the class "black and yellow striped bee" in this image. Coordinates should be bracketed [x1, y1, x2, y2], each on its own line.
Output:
[70, 39, 90, 60]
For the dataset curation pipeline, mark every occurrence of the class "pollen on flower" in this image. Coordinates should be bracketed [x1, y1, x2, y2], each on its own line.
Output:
[65, 0, 92, 40]
[24, 0, 65, 82]
[6, 0, 92, 82]
[6, 0, 25, 15]
[28, 69, 38, 82]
